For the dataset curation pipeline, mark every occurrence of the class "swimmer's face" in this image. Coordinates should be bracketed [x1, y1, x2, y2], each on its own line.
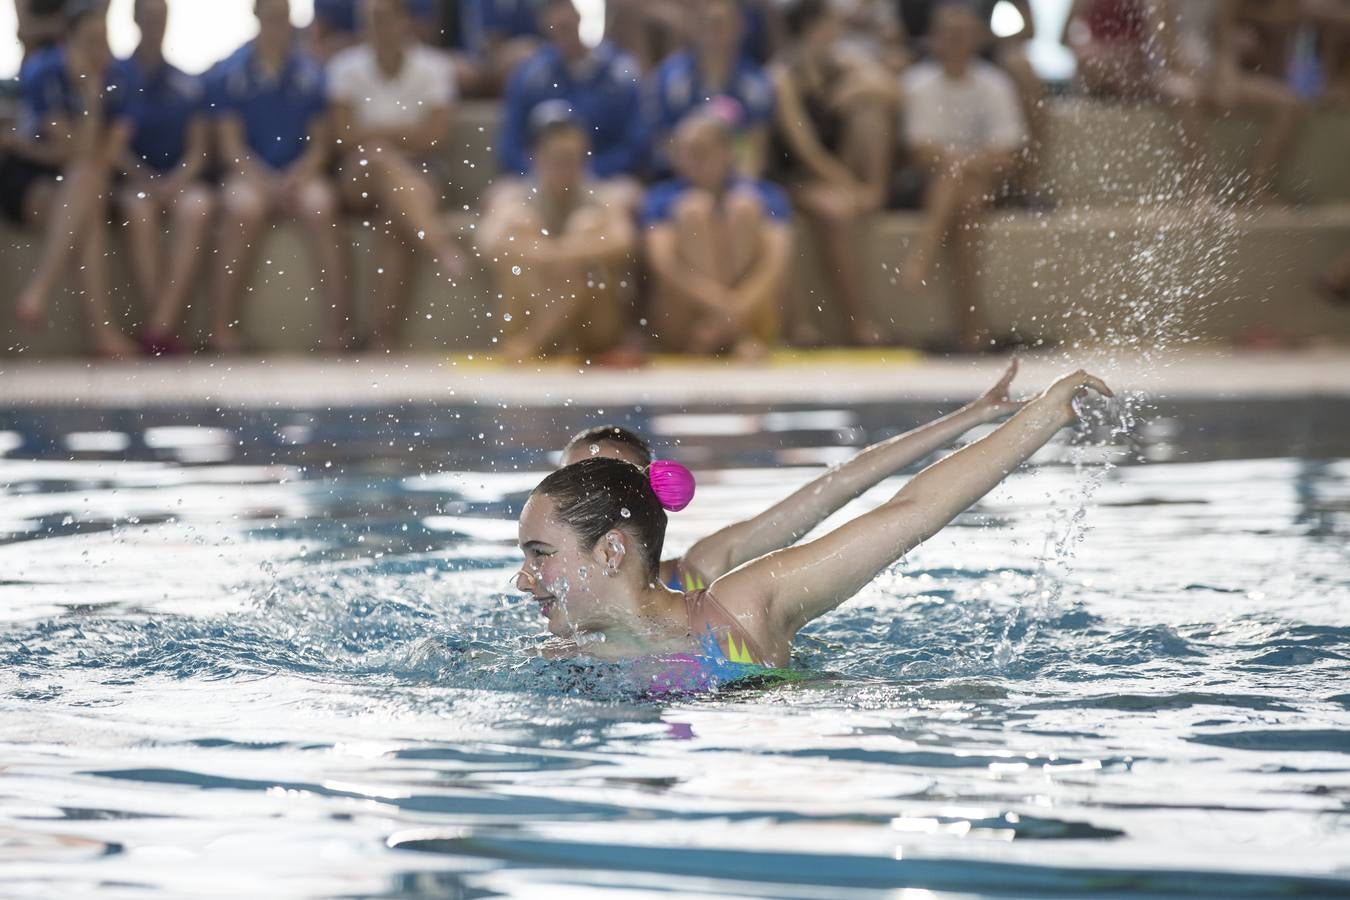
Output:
[516, 493, 617, 636]
[559, 439, 647, 468]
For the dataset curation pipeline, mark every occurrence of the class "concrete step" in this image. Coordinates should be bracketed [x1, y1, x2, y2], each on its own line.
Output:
[1038, 99, 1350, 206]
[5, 205, 1349, 357]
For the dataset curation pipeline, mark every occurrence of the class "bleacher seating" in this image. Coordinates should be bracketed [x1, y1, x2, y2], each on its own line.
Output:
[3, 100, 1349, 356]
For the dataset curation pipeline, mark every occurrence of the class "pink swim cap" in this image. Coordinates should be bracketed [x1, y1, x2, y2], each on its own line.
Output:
[647, 460, 695, 512]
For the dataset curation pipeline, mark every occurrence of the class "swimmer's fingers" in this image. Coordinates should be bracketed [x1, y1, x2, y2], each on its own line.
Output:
[977, 358, 1021, 417]
[1079, 374, 1115, 398]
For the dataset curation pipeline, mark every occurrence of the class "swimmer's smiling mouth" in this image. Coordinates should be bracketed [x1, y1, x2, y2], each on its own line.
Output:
[533, 595, 557, 616]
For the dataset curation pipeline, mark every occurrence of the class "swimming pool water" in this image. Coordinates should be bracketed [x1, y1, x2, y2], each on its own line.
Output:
[1, 398, 1348, 898]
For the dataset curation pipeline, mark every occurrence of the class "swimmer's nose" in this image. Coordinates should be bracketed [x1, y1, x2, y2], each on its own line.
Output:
[514, 568, 537, 592]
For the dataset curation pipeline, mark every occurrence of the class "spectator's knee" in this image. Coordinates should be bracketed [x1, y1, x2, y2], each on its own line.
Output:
[297, 180, 339, 222]
[725, 188, 768, 226]
[222, 181, 267, 227]
[564, 206, 607, 236]
[180, 185, 217, 222]
[673, 190, 716, 227]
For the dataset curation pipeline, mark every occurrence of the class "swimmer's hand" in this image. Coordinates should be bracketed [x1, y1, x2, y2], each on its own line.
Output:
[1038, 369, 1114, 424]
[973, 359, 1024, 420]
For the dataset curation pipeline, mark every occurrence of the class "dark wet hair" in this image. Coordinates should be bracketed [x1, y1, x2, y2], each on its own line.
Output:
[533, 457, 667, 578]
[528, 100, 584, 150]
[784, 0, 829, 38]
[564, 425, 653, 467]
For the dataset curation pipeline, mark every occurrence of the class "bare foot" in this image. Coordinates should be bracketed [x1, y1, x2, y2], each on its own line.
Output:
[91, 328, 138, 360]
[208, 327, 243, 354]
[732, 336, 769, 362]
[15, 288, 47, 333]
[851, 321, 886, 346]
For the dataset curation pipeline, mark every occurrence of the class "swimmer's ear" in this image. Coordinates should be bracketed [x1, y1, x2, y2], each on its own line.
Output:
[596, 530, 627, 575]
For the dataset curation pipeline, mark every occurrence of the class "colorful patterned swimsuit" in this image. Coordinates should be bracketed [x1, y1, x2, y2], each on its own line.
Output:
[637, 588, 791, 694]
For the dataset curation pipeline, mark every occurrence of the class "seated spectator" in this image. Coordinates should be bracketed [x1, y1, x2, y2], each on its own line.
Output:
[770, 0, 897, 346]
[455, 0, 543, 96]
[897, 0, 1044, 194]
[309, 0, 436, 60]
[607, 0, 782, 74]
[478, 105, 636, 360]
[113, 0, 215, 356]
[1154, 0, 1304, 204]
[208, 0, 353, 353]
[1062, 0, 1153, 98]
[649, 0, 777, 177]
[329, 0, 464, 352]
[4, 1, 136, 357]
[642, 111, 791, 358]
[498, 0, 647, 182]
[836, 0, 910, 74]
[1318, 0, 1350, 104]
[14, 0, 81, 63]
[900, 1, 1027, 354]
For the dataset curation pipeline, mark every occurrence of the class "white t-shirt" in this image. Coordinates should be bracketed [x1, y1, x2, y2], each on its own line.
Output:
[327, 43, 456, 131]
[902, 61, 1027, 156]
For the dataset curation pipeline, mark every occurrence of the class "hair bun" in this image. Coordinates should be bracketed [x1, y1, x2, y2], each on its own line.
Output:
[647, 460, 695, 512]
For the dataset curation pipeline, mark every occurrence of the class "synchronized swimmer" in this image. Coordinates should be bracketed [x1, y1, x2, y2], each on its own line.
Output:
[514, 364, 1113, 686]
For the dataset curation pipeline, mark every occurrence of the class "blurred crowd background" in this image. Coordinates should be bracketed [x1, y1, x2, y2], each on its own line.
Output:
[1, 0, 1349, 361]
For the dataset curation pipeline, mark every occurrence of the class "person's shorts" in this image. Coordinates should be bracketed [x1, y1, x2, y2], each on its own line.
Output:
[0, 153, 60, 226]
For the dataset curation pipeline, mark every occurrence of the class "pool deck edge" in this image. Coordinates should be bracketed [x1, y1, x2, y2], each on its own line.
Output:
[1, 347, 1347, 408]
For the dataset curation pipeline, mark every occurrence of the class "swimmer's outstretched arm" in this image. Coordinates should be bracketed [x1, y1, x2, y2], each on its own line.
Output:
[678, 360, 1025, 583]
[715, 370, 1113, 638]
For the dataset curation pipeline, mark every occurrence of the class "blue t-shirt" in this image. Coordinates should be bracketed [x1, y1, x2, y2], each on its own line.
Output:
[111, 57, 205, 173]
[459, 0, 539, 54]
[207, 42, 328, 170]
[640, 176, 791, 228]
[18, 46, 132, 142]
[648, 49, 776, 139]
[499, 42, 649, 179]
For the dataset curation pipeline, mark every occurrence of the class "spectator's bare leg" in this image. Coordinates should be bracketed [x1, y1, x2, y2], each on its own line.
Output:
[369, 224, 416, 353]
[15, 162, 107, 332]
[79, 206, 136, 358]
[841, 92, 894, 211]
[948, 209, 984, 353]
[665, 191, 727, 351]
[563, 206, 624, 354]
[715, 189, 778, 358]
[997, 45, 1044, 193]
[903, 164, 968, 293]
[211, 175, 269, 352]
[150, 185, 215, 341]
[797, 183, 878, 346]
[291, 176, 356, 351]
[1318, 245, 1350, 303]
[364, 151, 464, 277]
[120, 185, 162, 325]
[1232, 74, 1304, 204]
[1154, 72, 1209, 197]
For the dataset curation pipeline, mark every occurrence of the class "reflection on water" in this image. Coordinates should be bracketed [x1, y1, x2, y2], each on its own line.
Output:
[0, 400, 1347, 898]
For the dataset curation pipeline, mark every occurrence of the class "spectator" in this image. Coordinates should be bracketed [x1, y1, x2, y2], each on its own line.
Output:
[649, 0, 777, 177]
[208, 0, 353, 353]
[478, 105, 636, 360]
[899, 1, 1027, 353]
[642, 111, 791, 358]
[14, 0, 79, 63]
[113, 0, 215, 356]
[770, 0, 897, 346]
[498, 0, 648, 181]
[897, 0, 1044, 197]
[455, 0, 542, 96]
[1062, 0, 1153, 97]
[309, 0, 437, 60]
[836, 0, 910, 74]
[607, 0, 783, 73]
[5, 1, 136, 357]
[1155, 0, 1304, 204]
[329, 0, 464, 352]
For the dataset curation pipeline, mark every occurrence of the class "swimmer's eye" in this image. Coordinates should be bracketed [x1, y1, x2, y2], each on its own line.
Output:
[530, 548, 556, 559]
